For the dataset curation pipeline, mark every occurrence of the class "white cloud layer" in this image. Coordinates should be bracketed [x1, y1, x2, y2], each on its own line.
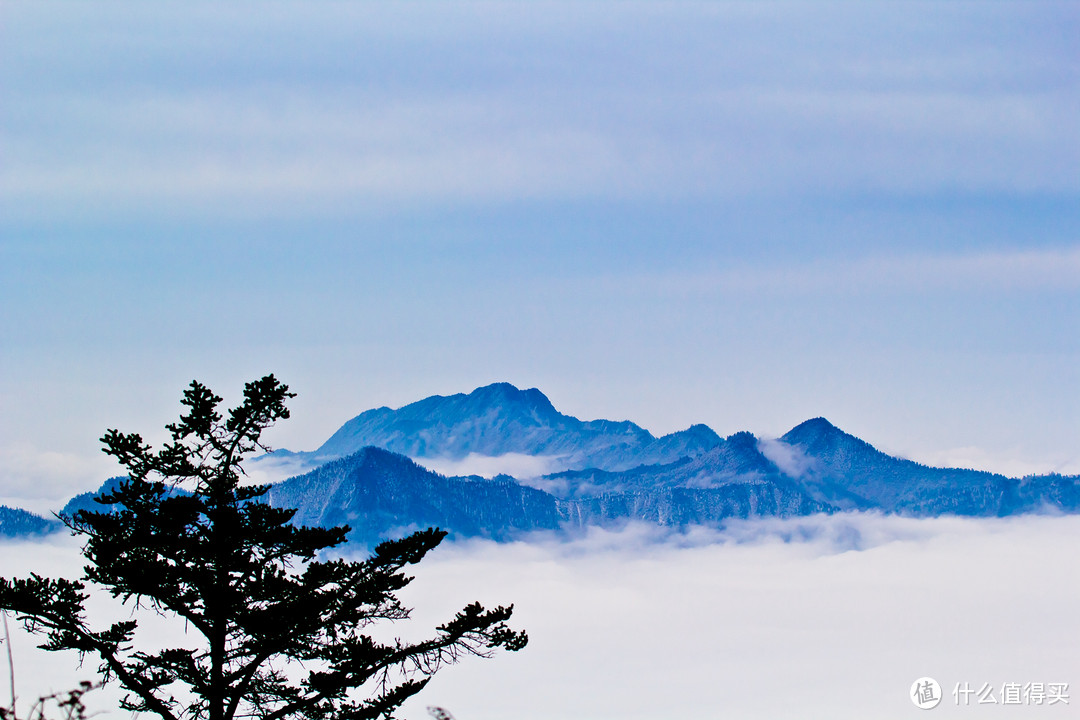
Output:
[3, 513, 1078, 720]
[0, 443, 116, 515]
[240, 454, 319, 488]
[399, 514, 1080, 719]
[756, 437, 817, 478]
[414, 453, 568, 480]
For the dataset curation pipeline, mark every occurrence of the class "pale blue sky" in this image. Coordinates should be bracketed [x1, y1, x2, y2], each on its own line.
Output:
[2, 1, 1078, 509]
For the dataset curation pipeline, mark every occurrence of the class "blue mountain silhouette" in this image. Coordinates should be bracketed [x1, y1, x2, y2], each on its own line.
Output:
[25, 383, 1080, 545]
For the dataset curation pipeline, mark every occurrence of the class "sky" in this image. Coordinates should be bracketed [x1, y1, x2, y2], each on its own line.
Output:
[2, 1, 1079, 511]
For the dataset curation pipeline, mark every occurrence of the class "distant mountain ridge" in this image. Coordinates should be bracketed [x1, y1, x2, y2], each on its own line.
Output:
[267, 447, 562, 547]
[265, 382, 723, 474]
[777, 418, 1062, 515]
[0, 505, 61, 537]
[12, 382, 1080, 546]
[257, 384, 1080, 541]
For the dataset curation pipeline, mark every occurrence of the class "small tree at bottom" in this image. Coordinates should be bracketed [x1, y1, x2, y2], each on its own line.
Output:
[0, 375, 527, 720]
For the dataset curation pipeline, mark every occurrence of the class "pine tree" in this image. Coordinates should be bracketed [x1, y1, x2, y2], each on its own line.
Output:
[0, 375, 526, 720]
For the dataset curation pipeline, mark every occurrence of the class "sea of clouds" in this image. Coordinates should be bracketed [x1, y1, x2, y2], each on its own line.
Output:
[2, 512, 1078, 720]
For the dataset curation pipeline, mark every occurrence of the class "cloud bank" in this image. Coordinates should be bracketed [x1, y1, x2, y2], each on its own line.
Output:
[3, 513, 1078, 720]
[414, 453, 568, 481]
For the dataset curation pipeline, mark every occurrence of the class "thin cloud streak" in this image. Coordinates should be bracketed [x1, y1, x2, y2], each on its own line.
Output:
[3, 87, 1075, 215]
[415, 453, 568, 480]
[2, 3, 1076, 217]
[604, 246, 1080, 299]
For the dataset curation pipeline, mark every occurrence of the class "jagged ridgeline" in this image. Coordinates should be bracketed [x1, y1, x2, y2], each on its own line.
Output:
[28, 383, 1080, 546]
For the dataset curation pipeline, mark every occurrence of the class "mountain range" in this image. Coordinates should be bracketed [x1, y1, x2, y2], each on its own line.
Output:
[0, 505, 62, 538]
[264, 382, 723, 475]
[13, 382, 1080, 547]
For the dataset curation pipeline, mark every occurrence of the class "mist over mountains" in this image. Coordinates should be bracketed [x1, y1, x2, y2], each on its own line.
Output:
[14, 382, 1080, 547]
